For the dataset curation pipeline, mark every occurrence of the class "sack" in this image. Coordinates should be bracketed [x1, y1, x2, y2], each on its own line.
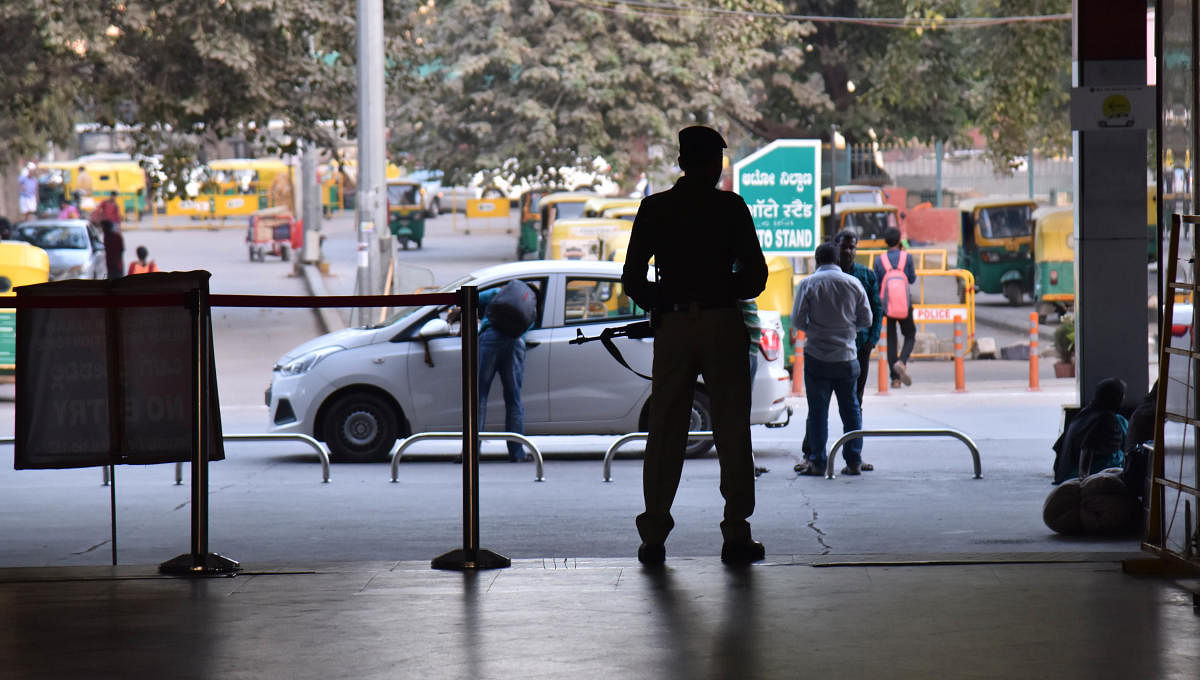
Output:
[1043, 478, 1084, 535]
[485, 279, 537, 337]
[878, 251, 911, 319]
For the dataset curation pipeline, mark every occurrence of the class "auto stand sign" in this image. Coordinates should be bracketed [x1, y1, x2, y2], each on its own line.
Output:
[733, 139, 821, 256]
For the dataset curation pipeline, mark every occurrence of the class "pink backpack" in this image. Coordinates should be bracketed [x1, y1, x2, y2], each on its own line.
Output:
[879, 251, 911, 319]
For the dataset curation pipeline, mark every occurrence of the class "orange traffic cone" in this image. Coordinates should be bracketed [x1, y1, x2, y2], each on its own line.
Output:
[790, 330, 805, 396]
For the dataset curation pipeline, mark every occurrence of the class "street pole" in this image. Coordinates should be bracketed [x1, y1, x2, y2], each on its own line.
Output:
[356, 0, 388, 316]
[300, 142, 321, 264]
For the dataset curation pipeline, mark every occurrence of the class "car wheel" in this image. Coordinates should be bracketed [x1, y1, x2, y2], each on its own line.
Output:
[322, 392, 401, 462]
[684, 390, 714, 458]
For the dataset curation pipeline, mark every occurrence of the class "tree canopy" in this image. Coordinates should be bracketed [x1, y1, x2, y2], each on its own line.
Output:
[0, 0, 1072, 189]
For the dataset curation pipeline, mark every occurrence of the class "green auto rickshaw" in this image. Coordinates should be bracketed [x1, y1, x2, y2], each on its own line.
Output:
[516, 190, 544, 260]
[1032, 206, 1075, 323]
[957, 197, 1036, 305]
[386, 178, 428, 250]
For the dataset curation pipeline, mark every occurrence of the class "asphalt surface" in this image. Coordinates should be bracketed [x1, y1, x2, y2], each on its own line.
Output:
[0, 210, 1153, 568]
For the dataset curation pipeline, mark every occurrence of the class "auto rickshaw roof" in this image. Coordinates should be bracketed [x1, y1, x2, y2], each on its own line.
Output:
[551, 218, 631, 230]
[820, 185, 886, 198]
[957, 196, 1037, 213]
[603, 205, 640, 218]
[540, 191, 599, 207]
[819, 202, 899, 216]
[209, 158, 289, 171]
[1032, 206, 1073, 229]
[582, 196, 640, 214]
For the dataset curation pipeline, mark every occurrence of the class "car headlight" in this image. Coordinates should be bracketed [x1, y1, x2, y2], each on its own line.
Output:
[274, 346, 343, 376]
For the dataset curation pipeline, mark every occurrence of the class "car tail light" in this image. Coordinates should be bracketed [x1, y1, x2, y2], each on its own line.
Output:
[759, 327, 781, 362]
[981, 251, 1001, 263]
[1172, 323, 1190, 337]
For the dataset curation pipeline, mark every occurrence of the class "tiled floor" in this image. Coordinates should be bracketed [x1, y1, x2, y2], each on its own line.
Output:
[0, 554, 1196, 679]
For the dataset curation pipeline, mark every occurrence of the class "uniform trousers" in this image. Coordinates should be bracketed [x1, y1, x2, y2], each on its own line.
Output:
[636, 308, 755, 546]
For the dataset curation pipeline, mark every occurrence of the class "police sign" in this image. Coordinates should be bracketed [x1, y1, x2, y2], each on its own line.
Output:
[733, 139, 822, 256]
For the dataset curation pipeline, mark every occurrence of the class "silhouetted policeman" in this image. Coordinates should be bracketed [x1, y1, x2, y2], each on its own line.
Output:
[622, 125, 768, 565]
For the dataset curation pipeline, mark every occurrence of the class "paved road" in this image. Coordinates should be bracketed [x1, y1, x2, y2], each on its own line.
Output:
[0, 211, 1148, 568]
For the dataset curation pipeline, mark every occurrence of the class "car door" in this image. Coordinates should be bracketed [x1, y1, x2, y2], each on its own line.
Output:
[543, 275, 652, 430]
[404, 278, 550, 432]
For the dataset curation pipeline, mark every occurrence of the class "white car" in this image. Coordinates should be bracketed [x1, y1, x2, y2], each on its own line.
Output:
[267, 260, 792, 461]
[13, 219, 107, 281]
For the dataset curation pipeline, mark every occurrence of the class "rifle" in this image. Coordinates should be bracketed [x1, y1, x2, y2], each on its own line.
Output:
[569, 319, 654, 380]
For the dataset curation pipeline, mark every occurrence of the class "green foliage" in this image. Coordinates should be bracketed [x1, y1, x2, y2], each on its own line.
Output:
[1054, 313, 1075, 361]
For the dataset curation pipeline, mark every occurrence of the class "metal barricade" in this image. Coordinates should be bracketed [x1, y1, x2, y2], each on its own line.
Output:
[824, 428, 982, 479]
[390, 432, 544, 482]
[602, 431, 714, 482]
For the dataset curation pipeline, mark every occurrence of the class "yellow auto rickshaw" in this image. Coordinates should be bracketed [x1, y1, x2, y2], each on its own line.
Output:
[0, 241, 51, 380]
[536, 191, 596, 259]
[386, 178, 429, 250]
[957, 196, 1036, 305]
[602, 205, 640, 222]
[821, 202, 901, 251]
[1032, 206, 1075, 322]
[756, 256, 796, 362]
[548, 218, 630, 260]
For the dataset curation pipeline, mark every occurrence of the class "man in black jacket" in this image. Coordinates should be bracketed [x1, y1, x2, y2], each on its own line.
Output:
[622, 125, 769, 565]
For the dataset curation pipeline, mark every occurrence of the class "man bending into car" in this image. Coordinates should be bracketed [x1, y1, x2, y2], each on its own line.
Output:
[622, 125, 768, 566]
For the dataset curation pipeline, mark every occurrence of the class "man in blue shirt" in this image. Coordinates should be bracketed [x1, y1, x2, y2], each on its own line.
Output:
[477, 283, 537, 462]
[791, 242, 872, 476]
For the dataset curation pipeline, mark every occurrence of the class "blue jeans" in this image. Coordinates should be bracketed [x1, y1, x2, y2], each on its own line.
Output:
[478, 328, 526, 459]
[803, 354, 862, 469]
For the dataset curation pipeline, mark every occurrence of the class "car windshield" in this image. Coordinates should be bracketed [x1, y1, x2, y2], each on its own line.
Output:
[388, 184, 420, 205]
[371, 272, 477, 328]
[555, 201, 587, 220]
[841, 210, 898, 240]
[978, 205, 1033, 239]
[16, 224, 88, 249]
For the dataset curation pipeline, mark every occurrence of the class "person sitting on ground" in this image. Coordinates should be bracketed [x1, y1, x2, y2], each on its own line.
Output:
[1052, 377, 1127, 485]
[127, 246, 160, 275]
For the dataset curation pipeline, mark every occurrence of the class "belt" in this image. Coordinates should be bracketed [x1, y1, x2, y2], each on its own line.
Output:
[662, 301, 736, 313]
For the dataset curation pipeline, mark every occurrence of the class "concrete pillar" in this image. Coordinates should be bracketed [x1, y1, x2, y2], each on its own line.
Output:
[356, 0, 388, 300]
[1072, 0, 1150, 408]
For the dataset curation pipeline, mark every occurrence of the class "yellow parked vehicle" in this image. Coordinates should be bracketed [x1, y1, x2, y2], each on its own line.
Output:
[536, 192, 596, 259]
[820, 184, 886, 207]
[208, 159, 289, 204]
[548, 218, 631, 260]
[582, 196, 639, 218]
[40, 159, 149, 218]
[602, 205, 640, 222]
[755, 256, 796, 362]
[1032, 206, 1075, 322]
[0, 241, 51, 379]
[821, 202, 901, 250]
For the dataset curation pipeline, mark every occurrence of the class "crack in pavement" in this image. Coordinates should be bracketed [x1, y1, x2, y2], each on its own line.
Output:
[807, 509, 831, 555]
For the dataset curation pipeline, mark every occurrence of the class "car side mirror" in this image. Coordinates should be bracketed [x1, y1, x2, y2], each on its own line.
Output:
[418, 318, 450, 338]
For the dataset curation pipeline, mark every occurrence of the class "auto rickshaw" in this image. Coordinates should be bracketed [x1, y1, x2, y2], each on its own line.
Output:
[821, 202, 901, 251]
[536, 191, 596, 259]
[548, 218, 630, 260]
[957, 196, 1036, 305]
[755, 256, 796, 363]
[247, 206, 302, 261]
[516, 190, 544, 260]
[1032, 206, 1075, 322]
[386, 178, 429, 250]
[820, 184, 886, 207]
[0, 241, 51, 380]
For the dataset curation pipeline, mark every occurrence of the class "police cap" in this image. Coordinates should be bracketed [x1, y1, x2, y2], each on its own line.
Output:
[678, 125, 727, 158]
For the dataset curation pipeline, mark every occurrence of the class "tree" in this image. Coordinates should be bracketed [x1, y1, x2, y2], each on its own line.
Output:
[0, 1, 381, 190]
[388, 0, 810, 189]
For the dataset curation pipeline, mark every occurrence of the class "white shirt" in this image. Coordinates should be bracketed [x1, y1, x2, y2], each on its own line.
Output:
[791, 264, 871, 362]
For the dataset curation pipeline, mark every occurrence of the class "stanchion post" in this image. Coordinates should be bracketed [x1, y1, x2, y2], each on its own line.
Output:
[877, 324, 888, 394]
[160, 286, 239, 576]
[1028, 312, 1040, 391]
[433, 284, 510, 571]
[790, 330, 805, 396]
[953, 314, 966, 393]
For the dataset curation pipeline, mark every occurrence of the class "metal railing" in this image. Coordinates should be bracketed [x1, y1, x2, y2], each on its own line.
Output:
[390, 432, 544, 482]
[602, 431, 714, 482]
[824, 428, 982, 479]
[0, 434, 332, 484]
